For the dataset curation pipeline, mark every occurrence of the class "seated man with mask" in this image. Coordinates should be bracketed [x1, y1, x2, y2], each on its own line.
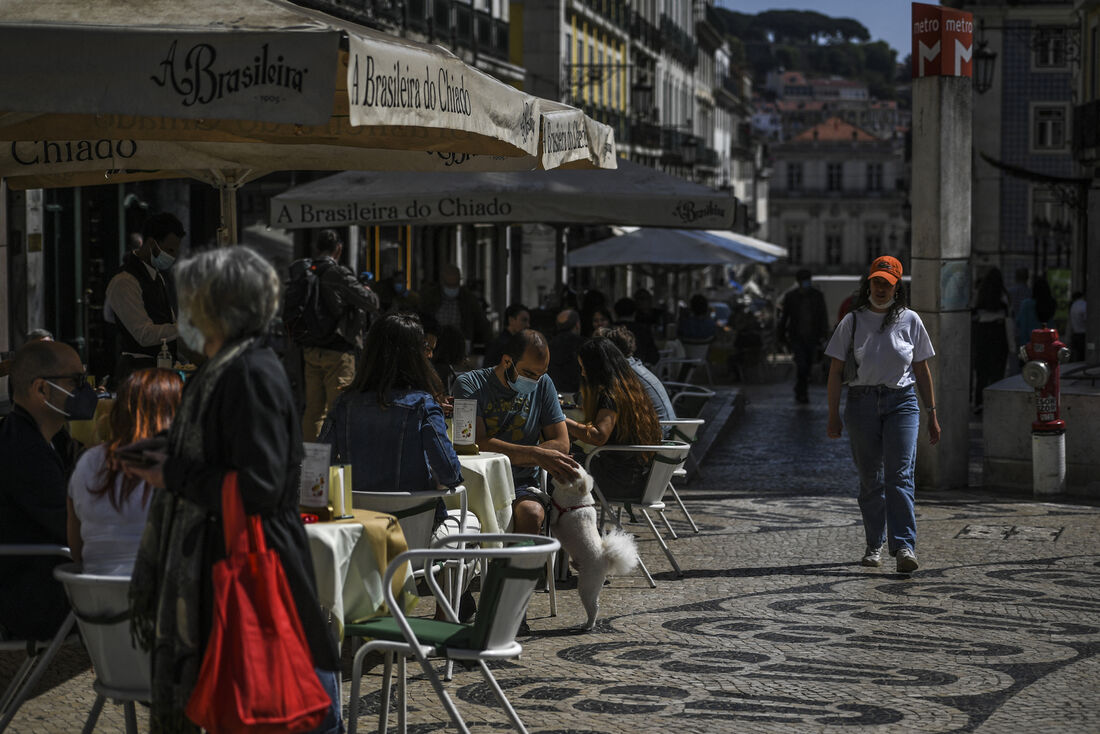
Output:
[453, 329, 579, 536]
[0, 341, 96, 639]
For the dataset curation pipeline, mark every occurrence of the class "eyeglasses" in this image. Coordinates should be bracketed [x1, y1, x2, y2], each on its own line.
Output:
[42, 372, 88, 386]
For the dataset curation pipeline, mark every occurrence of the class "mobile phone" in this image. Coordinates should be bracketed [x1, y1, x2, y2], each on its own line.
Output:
[115, 436, 169, 467]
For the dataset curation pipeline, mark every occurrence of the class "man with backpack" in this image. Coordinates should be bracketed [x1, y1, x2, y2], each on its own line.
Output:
[286, 229, 379, 440]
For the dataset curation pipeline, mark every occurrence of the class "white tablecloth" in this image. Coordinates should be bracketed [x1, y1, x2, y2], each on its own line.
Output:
[448, 452, 515, 542]
[305, 509, 416, 639]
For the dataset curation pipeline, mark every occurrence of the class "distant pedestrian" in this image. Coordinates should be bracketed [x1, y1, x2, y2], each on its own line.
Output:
[825, 256, 940, 574]
[614, 297, 660, 366]
[1006, 267, 1031, 318]
[548, 309, 584, 394]
[419, 265, 490, 355]
[291, 229, 381, 440]
[1069, 291, 1086, 361]
[1015, 275, 1057, 353]
[483, 303, 530, 368]
[971, 267, 1010, 412]
[778, 269, 828, 404]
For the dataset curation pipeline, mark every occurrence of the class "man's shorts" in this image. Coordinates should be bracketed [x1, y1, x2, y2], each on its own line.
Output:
[514, 484, 551, 511]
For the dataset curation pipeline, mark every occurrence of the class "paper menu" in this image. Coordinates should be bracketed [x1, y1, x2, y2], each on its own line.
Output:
[452, 399, 477, 446]
[299, 442, 332, 509]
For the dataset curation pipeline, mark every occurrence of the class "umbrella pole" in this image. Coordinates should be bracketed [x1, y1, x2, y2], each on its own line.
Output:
[217, 184, 239, 246]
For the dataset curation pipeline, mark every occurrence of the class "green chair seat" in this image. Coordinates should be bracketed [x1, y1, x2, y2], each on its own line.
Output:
[345, 617, 475, 650]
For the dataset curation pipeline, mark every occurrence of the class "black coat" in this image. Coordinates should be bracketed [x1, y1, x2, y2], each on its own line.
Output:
[163, 343, 340, 671]
[0, 406, 75, 639]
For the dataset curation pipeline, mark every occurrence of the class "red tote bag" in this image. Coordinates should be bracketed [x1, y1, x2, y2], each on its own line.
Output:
[186, 472, 331, 734]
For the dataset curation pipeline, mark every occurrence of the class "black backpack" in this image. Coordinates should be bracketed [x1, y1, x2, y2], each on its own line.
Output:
[284, 258, 340, 347]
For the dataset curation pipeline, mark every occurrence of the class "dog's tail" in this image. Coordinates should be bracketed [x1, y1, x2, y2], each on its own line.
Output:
[602, 530, 639, 576]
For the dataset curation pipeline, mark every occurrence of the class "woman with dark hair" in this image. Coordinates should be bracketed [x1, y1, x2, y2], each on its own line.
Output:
[971, 267, 1010, 410]
[319, 313, 462, 507]
[564, 337, 662, 499]
[588, 307, 613, 336]
[67, 368, 182, 575]
[1016, 275, 1057, 349]
[580, 289, 608, 337]
[825, 256, 939, 575]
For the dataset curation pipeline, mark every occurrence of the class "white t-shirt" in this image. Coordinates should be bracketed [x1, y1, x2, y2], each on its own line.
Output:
[68, 445, 153, 576]
[825, 308, 935, 388]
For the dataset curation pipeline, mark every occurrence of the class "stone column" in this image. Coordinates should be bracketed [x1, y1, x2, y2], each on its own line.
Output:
[1088, 185, 1100, 366]
[910, 4, 974, 492]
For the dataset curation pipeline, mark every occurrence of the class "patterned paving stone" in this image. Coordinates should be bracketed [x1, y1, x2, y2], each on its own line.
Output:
[3, 382, 1099, 732]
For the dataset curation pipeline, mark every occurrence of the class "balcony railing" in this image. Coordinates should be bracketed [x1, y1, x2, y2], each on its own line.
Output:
[630, 10, 661, 50]
[579, 0, 629, 28]
[659, 14, 697, 67]
[375, 0, 510, 62]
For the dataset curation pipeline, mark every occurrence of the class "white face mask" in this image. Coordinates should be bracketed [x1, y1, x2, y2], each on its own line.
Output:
[177, 308, 206, 353]
[870, 295, 895, 310]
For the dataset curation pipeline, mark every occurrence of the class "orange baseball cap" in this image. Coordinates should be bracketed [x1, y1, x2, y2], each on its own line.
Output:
[868, 255, 902, 284]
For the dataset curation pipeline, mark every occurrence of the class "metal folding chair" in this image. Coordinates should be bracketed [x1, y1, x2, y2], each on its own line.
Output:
[0, 545, 76, 733]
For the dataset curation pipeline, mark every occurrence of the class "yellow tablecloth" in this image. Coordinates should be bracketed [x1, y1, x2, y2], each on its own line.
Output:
[68, 398, 114, 447]
[305, 508, 417, 640]
[448, 452, 515, 542]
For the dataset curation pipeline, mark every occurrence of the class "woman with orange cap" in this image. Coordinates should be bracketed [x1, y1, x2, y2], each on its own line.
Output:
[824, 256, 940, 574]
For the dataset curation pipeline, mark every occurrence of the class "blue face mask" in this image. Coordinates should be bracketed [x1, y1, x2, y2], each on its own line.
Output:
[507, 364, 539, 395]
[150, 242, 176, 271]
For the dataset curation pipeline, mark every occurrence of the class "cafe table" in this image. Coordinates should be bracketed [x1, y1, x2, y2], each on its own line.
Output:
[305, 508, 417, 640]
[447, 451, 515, 545]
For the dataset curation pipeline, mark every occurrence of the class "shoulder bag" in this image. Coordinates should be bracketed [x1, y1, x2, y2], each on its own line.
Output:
[185, 472, 331, 734]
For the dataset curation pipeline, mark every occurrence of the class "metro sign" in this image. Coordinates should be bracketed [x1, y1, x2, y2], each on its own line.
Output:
[912, 2, 974, 79]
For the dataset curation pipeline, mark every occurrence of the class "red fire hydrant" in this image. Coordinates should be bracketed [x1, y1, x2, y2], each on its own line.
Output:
[1018, 325, 1071, 494]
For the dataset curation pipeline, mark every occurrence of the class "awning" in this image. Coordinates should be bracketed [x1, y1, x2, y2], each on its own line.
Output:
[268, 160, 736, 228]
[0, 0, 615, 170]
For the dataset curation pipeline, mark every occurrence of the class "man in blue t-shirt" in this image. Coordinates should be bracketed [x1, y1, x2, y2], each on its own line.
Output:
[454, 329, 579, 535]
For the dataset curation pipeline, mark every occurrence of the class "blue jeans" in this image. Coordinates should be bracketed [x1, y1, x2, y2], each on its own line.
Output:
[844, 385, 919, 555]
[309, 667, 344, 734]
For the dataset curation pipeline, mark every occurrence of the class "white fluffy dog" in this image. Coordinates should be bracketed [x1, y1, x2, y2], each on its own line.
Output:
[549, 468, 638, 629]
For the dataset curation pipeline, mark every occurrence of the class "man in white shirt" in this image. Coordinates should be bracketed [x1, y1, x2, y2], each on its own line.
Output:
[103, 213, 185, 386]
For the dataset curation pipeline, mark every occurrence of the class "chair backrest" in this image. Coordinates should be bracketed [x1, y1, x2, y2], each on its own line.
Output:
[351, 490, 447, 551]
[53, 563, 150, 700]
[660, 419, 704, 444]
[670, 388, 715, 419]
[640, 442, 692, 504]
[457, 537, 557, 652]
[682, 342, 711, 361]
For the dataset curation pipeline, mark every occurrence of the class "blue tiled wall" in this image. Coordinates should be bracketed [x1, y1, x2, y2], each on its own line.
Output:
[999, 20, 1076, 266]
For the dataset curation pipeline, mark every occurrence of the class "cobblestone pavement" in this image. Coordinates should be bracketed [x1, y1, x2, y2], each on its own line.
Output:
[4, 381, 1100, 733]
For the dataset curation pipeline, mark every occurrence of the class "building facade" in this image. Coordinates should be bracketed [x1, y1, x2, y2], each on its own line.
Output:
[768, 117, 908, 277]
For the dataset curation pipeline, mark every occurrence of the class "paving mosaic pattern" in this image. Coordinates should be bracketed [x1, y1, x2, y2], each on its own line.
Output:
[4, 383, 1099, 733]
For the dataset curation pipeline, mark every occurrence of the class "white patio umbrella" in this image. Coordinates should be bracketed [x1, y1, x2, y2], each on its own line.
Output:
[0, 0, 616, 240]
[567, 227, 785, 268]
[267, 159, 736, 229]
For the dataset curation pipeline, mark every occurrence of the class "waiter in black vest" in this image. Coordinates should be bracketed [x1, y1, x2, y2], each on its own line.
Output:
[103, 212, 185, 386]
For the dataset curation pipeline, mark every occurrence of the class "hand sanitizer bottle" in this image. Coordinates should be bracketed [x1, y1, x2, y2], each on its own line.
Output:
[157, 338, 173, 369]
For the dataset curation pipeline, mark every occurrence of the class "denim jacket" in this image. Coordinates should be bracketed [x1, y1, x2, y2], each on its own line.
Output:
[318, 389, 462, 493]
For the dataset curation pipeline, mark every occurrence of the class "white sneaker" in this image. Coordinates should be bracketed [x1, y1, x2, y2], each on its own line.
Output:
[896, 547, 919, 573]
[861, 544, 884, 567]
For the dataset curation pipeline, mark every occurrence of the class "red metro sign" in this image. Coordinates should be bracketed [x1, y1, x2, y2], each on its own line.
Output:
[912, 2, 974, 79]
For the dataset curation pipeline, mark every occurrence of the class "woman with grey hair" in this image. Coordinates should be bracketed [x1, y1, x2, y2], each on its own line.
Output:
[124, 246, 342, 733]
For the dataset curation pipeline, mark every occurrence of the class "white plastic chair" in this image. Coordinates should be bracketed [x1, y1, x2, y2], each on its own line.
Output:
[584, 442, 692, 587]
[352, 486, 470, 681]
[53, 564, 150, 734]
[659, 419, 705, 535]
[0, 545, 76, 733]
[345, 533, 560, 734]
[662, 381, 716, 420]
